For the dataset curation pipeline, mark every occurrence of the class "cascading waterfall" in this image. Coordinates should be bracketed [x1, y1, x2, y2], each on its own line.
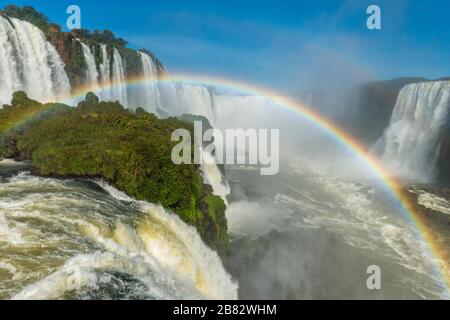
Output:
[175, 84, 216, 125]
[98, 44, 112, 101]
[79, 41, 100, 93]
[77, 42, 125, 106]
[375, 81, 450, 182]
[0, 16, 20, 103]
[0, 16, 70, 105]
[154, 81, 216, 125]
[200, 150, 230, 205]
[138, 51, 160, 113]
[77, 41, 215, 126]
[111, 48, 128, 106]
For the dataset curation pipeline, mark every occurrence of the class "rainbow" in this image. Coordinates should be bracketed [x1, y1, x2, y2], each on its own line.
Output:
[0, 102, 62, 133]
[4, 73, 450, 296]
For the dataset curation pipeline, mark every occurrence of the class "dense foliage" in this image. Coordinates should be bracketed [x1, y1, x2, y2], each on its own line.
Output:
[0, 92, 69, 158]
[0, 92, 228, 254]
[72, 28, 128, 48]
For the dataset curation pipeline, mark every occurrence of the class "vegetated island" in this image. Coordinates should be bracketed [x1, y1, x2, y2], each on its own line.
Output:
[0, 91, 228, 255]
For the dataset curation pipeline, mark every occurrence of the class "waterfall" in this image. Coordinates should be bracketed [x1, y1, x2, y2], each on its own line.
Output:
[155, 82, 216, 125]
[200, 150, 230, 205]
[0, 16, 20, 103]
[0, 16, 70, 105]
[79, 41, 100, 92]
[174, 84, 215, 124]
[99, 44, 112, 101]
[375, 81, 450, 182]
[138, 51, 160, 113]
[79, 42, 127, 106]
[111, 48, 127, 106]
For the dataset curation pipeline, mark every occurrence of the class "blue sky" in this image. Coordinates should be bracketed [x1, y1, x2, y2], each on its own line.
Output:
[4, 0, 450, 92]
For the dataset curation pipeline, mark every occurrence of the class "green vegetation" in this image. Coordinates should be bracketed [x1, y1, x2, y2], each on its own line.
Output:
[0, 5, 55, 34]
[0, 92, 69, 158]
[73, 28, 128, 48]
[0, 92, 228, 254]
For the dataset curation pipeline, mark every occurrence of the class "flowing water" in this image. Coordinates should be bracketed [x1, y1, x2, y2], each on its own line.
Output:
[111, 48, 128, 106]
[224, 161, 450, 299]
[0, 16, 70, 105]
[1, 156, 448, 299]
[0, 162, 237, 300]
[376, 81, 450, 182]
[199, 150, 231, 206]
[79, 41, 100, 93]
[98, 44, 112, 101]
[150, 82, 216, 124]
[1, 15, 449, 300]
[138, 52, 160, 113]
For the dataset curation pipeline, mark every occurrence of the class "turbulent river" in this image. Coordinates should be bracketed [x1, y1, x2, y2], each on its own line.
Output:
[0, 160, 237, 300]
[1, 159, 449, 299]
[223, 160, 450, 299]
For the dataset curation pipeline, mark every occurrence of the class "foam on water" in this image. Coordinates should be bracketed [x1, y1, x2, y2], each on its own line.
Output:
[412, 189, 450, 216]
[225, 161, 448, 298]
[0, 172, 237, 300]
